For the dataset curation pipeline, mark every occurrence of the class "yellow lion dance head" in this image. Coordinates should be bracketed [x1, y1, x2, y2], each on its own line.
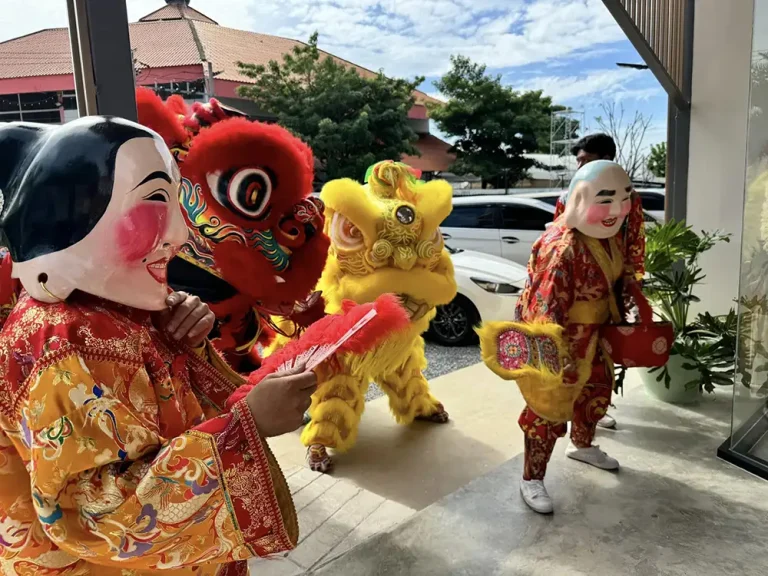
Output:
[318, 160, 457, 331]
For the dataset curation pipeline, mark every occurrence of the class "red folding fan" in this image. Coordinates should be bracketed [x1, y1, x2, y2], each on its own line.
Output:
[226, 294, 409, 409]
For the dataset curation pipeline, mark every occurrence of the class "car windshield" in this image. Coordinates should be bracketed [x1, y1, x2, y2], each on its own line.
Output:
[445, 244, 462, 255]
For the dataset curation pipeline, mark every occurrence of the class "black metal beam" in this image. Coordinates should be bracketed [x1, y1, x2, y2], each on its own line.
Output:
[67, 0, 136, 120]
[601, 0, 690, 110]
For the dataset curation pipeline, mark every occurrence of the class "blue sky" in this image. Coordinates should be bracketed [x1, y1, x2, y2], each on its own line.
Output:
[0, 0, 667, 149]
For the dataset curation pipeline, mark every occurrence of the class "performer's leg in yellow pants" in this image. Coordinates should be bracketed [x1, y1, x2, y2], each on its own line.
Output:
[301, 338, 448, 473]
[376, 342, 448, 424]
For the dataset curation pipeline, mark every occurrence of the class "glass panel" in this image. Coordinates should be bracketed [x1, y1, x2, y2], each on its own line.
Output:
[19, 92, 58, 111]
[638, 192, 665, 211]
[0, 95, 19, 113]
[21, 110, 62, 124]
[441, 205, 497, 229]
[731, 0, 768, 466]
[501, 205, 551, 231]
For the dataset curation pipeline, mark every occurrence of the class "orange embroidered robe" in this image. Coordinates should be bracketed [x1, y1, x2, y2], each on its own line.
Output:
[0, 292, 298, 575]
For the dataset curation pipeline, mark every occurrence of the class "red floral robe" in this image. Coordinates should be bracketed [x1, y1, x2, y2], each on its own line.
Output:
[514, 220, 633, 479]
[0, 292, 297, 575]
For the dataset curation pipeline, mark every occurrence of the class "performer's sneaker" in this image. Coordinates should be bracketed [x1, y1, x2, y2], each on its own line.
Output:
[597, 413, 617, 429]
[565, 442, 619, 471]
[520, 479, 554, 514]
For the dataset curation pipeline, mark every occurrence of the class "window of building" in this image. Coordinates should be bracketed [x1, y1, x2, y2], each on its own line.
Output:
[442, 204, 498, 228]
[22, 110, 63, 124]
[0, 92, 65, 124]
[501, 204, 553, 230]
[146, 80, 206, 102]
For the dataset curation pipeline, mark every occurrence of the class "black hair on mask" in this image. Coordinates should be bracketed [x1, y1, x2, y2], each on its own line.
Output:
[0, 116, 161, 263]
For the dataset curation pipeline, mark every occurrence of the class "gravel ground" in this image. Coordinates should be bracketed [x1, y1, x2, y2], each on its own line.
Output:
[364, 341, 481, 401]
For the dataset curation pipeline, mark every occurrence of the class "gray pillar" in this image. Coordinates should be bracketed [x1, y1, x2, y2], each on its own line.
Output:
[66, 0, 137, 120]
[666, 98, 690, 223]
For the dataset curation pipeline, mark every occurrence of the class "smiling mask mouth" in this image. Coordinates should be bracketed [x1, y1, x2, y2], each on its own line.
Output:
[146, 257, 170, 283]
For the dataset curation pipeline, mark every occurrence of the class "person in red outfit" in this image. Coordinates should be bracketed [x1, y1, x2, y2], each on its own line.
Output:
[479, 161, 645, 514]
[552, 133, 647, 430]
[0, 117, 314, 575]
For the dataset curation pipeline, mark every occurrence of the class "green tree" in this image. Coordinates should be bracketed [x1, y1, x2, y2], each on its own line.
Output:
[237, 33, 423, 182]
[429, 55, 563, 188]
[647, 142, 667, 178]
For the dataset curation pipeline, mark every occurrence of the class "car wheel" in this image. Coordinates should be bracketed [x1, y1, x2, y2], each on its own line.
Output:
[429, 295, 479, 346]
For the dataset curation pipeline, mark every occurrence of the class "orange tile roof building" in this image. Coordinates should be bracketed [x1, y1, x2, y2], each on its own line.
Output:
[0, 0, 454, 173]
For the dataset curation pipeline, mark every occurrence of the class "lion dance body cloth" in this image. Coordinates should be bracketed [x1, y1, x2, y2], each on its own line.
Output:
[136, 88, 329, 373]
[300, 161, 458, 472]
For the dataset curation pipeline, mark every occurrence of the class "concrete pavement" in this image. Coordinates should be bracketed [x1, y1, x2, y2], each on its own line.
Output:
[314, 372, 768, 576]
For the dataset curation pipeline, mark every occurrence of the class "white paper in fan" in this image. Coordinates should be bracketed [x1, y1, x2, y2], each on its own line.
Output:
[275, 308, 378, 374]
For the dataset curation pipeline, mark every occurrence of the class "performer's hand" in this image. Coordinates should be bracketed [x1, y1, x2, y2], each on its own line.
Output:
[246, 364, 317, 438]
[154, 291, 216, 347]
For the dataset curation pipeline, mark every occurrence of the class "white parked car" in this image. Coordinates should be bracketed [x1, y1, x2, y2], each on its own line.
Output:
[428, 246, 526, 346]
[441, 195, 556, 266]
[635, 188, 665, 222]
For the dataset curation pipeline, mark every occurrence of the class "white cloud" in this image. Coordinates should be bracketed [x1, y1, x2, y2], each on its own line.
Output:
[0, 0, 628, 81]
[0, 1, 257, 43]
[516, 68, 661, 103]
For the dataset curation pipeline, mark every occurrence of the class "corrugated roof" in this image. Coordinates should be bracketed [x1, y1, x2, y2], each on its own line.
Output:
[0, 3, 440, 107]
[139, 3, 218, 25]
[130, 20, 202, 69]
[0, 28, 73, 78]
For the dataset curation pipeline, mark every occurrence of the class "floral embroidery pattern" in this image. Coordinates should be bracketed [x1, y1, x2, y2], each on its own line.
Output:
[0, 292, 297, 575]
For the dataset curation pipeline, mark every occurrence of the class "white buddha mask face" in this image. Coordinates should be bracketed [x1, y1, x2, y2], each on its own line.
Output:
[563, 161, 633, 239]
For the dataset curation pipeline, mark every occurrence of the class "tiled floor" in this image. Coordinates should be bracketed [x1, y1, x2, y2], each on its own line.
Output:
[249, 467, 414, 575]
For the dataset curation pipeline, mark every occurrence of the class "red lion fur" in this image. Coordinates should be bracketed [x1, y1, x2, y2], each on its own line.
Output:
[184, 117, 329, 306]
[135, 87, 188, 149]
[226, 294, 410, 409]
[136, 87, 330, 372]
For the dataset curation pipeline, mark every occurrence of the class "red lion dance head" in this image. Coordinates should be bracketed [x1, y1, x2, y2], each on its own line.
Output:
[136, 88, 329, 371]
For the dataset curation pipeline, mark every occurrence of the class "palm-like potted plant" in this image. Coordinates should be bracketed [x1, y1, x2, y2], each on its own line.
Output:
[642, 220, 736, 403]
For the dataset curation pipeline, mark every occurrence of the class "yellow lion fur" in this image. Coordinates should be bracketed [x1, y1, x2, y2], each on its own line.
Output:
[298, 163, 457, 452]
[477, 299, 611, 423]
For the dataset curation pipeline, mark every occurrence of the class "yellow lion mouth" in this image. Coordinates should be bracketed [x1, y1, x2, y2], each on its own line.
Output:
[398, 294, 430, 321]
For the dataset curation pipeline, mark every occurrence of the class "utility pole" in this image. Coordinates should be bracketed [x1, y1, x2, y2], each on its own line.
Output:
[204, 61, 215, 100]
[65, 0, 137, 120]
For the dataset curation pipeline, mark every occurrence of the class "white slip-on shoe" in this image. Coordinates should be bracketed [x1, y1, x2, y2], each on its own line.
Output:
[597, 413, 617, 429]
[520, 478, 554, 514]
[565, 442, 620, 471]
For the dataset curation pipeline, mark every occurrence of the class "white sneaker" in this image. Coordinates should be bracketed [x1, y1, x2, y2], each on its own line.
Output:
[520, 478, 554, 514]
[565, 442, 619, 470]
[597, 413, 617, 429]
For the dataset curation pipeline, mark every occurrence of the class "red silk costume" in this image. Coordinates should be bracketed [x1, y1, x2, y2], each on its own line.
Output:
[136, 89, 330, 373]
[512, 222, 634, 479]
[480, 166, 646, 483]
[0, 291, 297, 575]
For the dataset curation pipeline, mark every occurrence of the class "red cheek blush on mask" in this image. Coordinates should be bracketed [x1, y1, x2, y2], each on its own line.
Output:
[585, 204, 612, 225]
[115, 203, 169, 262]
[620, 202, 632, 217]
